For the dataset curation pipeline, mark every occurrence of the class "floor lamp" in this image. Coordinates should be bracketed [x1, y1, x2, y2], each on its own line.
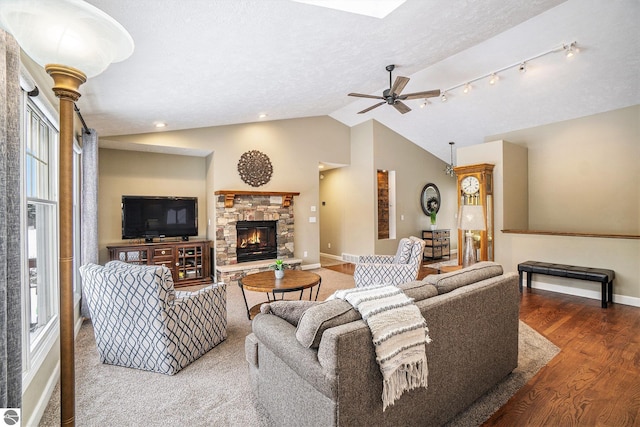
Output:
[458, 205, 486, 268]
[0, 2, 133, 425]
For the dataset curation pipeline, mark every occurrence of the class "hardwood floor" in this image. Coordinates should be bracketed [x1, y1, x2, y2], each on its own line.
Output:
[324, 262, 640, 426]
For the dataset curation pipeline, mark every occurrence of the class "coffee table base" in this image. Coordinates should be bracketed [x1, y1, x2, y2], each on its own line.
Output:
[239, 270, 322, 320]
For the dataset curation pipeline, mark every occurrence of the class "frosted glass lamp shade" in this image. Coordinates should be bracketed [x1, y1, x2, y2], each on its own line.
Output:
[0, 0, 133, 77]
[458, 205, 486, 231]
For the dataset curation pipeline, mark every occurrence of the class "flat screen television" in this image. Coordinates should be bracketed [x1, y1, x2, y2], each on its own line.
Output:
[122, 196, 198, 242]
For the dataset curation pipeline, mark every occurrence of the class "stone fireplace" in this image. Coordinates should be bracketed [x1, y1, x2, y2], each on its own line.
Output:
[214, 191, 301, 285]
[215, 191, 300, 267]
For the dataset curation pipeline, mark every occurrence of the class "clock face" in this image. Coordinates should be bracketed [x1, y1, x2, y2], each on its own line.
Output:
[461, 176, 480, 195]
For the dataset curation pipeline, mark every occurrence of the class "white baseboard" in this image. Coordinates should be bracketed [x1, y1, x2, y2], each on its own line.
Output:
[530, 281, 640, 308]
[26, 361, 59, 427]
[319, 252, 342, 261]
[301, 263, 321, 270]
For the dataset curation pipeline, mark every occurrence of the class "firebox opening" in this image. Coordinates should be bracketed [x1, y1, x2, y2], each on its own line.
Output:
[236, 220, 277, 263]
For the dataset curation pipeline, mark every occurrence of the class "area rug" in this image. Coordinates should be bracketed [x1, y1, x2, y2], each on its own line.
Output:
[38, 268, 558, 426]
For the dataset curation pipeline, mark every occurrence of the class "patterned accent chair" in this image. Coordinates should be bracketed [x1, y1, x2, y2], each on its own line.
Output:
[79, 261, 227, 375]
[353, 236, 426, 288]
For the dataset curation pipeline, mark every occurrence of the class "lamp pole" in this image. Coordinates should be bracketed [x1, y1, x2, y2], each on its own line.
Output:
[0, 3, 132, 425]
[47, 64, 86, 427]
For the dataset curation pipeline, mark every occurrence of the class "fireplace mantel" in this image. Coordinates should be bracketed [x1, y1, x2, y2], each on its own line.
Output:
[214, 190, 300, 208]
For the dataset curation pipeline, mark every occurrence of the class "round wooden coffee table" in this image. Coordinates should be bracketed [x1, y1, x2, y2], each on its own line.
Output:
[239, 270, 322, 319]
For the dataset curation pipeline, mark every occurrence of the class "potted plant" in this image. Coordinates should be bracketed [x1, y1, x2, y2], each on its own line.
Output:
[430, 210, 437, 230]
[270, 259, 286, 279]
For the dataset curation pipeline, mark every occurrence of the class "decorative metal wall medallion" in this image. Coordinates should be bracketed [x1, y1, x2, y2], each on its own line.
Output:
[237, 150, 273, 187]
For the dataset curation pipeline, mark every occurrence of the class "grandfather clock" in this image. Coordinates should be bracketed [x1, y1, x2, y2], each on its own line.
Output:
[454, 163, 494, 265]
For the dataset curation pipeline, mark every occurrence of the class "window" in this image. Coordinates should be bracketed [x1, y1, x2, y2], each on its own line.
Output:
[22, 93, 60, 376]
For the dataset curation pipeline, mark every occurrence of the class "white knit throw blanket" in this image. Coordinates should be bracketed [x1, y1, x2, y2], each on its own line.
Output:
[330, 285, 431, 410]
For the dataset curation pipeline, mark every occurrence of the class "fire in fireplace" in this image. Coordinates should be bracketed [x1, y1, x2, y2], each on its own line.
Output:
[236, 220, 277, 263]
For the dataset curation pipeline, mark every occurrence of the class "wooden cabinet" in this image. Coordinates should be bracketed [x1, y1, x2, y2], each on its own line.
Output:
[107, 240, 212, 287]
[422, 229, 450, 260]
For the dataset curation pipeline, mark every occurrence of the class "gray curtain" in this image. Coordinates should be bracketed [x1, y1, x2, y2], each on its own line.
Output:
[81, 129, 99, 318]
[0, 29, 22, 409]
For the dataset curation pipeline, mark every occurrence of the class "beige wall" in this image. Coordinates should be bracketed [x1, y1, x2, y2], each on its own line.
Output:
[319, 168, 347, 256]
[459, 106, 640, 303]
[493, 105, 639, 234]
[372, 120, 458, 255]
[105, 116, 351, 265]
[319, 120, 458, 259]
[98, 149, 208, 263]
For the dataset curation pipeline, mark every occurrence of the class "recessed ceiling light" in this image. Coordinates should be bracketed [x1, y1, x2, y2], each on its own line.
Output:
[291, 0, 405, 18]
[154, 122, 167, 128]
[258, 113, 268, 119]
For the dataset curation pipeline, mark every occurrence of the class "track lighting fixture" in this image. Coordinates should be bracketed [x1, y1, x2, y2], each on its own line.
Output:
[437, 41, 578, 101]
[420, 99, 430, 108]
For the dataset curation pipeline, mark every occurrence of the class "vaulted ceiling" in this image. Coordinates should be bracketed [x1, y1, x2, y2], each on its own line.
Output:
[30, 0, 640, 162]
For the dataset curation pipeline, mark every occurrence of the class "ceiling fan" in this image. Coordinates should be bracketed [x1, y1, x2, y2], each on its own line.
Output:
[348, 64, 440, 114]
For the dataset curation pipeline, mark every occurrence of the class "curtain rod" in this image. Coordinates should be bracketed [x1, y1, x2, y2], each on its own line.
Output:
[73, 103, 91, 134]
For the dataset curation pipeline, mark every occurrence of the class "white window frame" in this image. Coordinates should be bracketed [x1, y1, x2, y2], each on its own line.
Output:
[20, 82, 62, 390]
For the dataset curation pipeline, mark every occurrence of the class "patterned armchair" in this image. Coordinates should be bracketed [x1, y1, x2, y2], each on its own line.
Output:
[79, 261, 227, 375]
[353, 236, 425, 288]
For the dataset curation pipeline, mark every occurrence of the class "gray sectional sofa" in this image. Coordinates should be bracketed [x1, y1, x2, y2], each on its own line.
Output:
[245, 262, 520, 426]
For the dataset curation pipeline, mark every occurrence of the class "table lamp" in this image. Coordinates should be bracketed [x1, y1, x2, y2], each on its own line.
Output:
[0, 1, 133, 425]
[458, 205, 486, 268]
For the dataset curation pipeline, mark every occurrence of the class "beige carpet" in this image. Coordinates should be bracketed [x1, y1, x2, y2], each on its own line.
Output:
[39, 268, 558, 426]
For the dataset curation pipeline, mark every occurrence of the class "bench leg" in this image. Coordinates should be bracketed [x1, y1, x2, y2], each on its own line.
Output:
[526, 272, 532, 289]
[601, 281, 607, 308]
[608, 280, 614, 304]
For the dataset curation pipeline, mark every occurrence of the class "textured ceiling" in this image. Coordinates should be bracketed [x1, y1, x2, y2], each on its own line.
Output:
[54, 0, 639, 161]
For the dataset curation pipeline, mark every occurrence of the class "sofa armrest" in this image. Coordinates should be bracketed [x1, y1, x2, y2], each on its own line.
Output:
[169, 282, 227, 336]
[252, 313, 336, 399]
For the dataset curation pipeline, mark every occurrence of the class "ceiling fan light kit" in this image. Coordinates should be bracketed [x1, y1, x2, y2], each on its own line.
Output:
[349, 41, 578, 114]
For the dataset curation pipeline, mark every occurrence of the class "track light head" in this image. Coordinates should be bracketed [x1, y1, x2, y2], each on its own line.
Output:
[564, 42, 579, 58]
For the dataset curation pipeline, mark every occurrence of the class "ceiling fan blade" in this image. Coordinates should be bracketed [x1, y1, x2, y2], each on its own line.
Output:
[357, 102, 385, 114]
[391, 76, 410, 96]
[398, 89, 441, 100]
[348, 93, 385, 100]
[393, 101, 411, 114]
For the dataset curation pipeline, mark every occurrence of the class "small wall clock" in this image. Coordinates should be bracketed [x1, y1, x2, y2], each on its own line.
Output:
[237, 150, 273, 187]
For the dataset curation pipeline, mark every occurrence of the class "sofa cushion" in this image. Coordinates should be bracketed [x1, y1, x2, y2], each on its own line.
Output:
[260, 300, 318, 326]
[296, 299, 362, 348]
[398, 281, 438, 301]
[393, 238, 412, 264]
[424, 261, 503, 294]
[294, 280, 436, 349]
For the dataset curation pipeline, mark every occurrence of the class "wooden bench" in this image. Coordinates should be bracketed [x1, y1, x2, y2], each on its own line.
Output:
[517, 261, 615, 308]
